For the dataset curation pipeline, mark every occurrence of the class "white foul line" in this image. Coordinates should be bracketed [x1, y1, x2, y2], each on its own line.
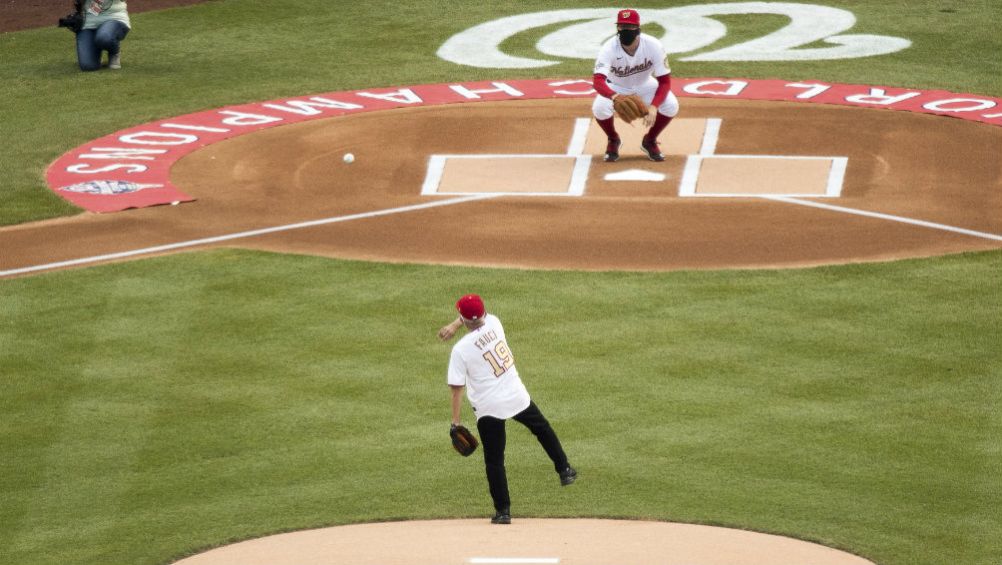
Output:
[0, 194, 500, 278]
[469, 559, 560, 564]
[763, 196, 1002, 242]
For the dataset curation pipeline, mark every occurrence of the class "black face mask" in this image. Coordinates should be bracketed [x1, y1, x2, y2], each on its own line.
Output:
[618, 28, 640, 45]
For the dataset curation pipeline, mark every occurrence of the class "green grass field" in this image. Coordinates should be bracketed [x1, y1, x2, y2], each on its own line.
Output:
[1, 2, 1000, 565]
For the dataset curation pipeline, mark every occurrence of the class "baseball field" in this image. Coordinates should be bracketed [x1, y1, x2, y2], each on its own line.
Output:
[1, 2, 1000, 565]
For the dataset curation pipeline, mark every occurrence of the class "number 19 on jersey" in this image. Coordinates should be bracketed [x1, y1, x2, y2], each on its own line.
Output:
[482, 341, 514, 377]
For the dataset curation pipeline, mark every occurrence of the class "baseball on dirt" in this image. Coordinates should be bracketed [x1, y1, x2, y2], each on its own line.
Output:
[343, 153, 355, 164]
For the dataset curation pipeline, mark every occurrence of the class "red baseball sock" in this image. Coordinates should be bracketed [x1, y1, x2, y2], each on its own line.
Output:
[596, 117, 619, 140]
[644, 113, 673, 141]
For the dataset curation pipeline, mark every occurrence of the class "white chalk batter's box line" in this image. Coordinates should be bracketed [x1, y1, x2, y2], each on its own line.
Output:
[422, 117, 722, 198]
[567, 118, 591, 156]
[678, 154, 849, 198]
[421, 154, 592, 197]
[696, 117, 722, 156]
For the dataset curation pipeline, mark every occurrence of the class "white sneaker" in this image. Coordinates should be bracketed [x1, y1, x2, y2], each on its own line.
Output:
[109, 52, 121, 70]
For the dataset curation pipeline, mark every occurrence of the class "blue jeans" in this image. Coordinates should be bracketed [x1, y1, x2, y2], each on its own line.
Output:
[76, 21, 130, 71]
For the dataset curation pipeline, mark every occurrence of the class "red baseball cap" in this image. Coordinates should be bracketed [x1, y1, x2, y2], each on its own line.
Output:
[456, 294, 486, 321]
[616, 9, 640, 26]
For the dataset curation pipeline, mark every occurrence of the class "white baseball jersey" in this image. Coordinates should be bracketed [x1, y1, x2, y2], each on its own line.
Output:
[593, 33, 670, 90]
[447, 314, 531, 420]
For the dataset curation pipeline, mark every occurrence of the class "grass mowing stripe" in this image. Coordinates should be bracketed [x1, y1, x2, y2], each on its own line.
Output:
[2, 249, 999, 565]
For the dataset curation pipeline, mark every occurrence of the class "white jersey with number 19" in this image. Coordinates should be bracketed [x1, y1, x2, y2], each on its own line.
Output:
[447, 314, 531, 420]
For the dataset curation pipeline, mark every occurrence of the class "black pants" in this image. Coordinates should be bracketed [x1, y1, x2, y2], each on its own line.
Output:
[476, 401, 569, 513]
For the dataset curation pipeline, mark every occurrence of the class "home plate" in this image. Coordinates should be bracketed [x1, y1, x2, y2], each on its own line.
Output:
[604, 169, 666, 182]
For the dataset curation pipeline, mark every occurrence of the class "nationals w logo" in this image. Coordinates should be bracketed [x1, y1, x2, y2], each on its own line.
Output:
[438, 3, 911, 68]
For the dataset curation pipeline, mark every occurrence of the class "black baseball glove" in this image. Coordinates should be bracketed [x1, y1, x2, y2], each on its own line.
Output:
[450, 424, 478, 457]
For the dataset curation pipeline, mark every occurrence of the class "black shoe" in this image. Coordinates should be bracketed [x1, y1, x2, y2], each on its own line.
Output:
[640, 137, 665, 162]
[604, 138, 621, 162]
[559, 466, 577, 486]
[491, 509, 511, 524]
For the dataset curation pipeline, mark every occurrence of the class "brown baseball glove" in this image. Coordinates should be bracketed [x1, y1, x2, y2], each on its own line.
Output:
[613, 94, 648, 124]
[450, 424, 478, 457]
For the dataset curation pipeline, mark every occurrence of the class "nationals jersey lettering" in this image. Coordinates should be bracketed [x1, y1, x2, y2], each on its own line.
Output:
[610, 60, 653, 78]
[594, 33, 670, 90]
[448, 314, 531, 420]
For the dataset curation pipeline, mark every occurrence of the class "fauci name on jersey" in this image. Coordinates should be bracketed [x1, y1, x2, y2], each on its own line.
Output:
[610, 59, 653, 77]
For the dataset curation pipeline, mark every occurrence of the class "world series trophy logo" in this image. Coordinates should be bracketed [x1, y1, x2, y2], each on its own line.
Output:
[59, 180, 163, 195]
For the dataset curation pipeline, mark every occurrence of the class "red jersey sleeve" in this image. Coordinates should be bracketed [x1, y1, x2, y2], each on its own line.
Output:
[651, 73, 672, 107]
[592, 73, 617, 99]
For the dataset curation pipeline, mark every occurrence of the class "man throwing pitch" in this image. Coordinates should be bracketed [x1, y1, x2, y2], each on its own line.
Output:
[439, 294, 577, 525]
[592, 8, 680, 162]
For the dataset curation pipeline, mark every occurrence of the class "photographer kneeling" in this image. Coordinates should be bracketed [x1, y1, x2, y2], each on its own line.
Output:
[60, 0, 131, 71]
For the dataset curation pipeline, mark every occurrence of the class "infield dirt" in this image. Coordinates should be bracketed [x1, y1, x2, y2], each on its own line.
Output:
[2, 97, 1000, 274]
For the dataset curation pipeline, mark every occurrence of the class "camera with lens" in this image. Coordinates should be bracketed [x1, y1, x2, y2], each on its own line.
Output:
[58, 12, 83, 32]
[57, 1, 84, 33]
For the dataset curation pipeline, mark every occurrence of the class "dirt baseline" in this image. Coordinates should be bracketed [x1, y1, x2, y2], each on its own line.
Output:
[2, 97, 1000, 274]
[170, 519, 876, 565]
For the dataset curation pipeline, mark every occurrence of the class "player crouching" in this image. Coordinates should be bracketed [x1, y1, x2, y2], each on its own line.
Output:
[591, 9, 679, 162]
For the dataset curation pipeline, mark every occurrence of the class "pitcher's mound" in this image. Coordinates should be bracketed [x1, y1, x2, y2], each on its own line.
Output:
[171, 518, 874, 565]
